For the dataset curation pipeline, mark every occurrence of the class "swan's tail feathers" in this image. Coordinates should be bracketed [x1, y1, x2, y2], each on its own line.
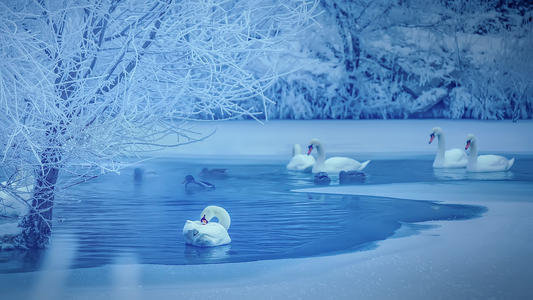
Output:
[507, 158, 515, 170]
[359, 160, 371, 171]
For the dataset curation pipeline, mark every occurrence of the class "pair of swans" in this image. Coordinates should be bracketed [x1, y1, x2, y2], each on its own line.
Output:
[287, 139, 370, 173]
[183, 206, 231, 247]
[429, 127, 514, 172]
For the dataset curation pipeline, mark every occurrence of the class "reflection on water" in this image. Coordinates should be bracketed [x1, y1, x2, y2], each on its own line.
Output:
[184, 245, 232, 263]
[433, 169, 514, 181]
[110, 254, 142, 300]
[4, 155, 531, 273]
[31, 235, 77, 300]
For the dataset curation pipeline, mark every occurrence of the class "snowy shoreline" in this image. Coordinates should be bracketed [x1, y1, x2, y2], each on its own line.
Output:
[1, 181, 531, 299]
[1, 119, 532, 299]
[158, 119, 533, 157]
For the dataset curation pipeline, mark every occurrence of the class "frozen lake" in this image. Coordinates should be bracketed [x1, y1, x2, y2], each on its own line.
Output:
[3, 154, 530, 273]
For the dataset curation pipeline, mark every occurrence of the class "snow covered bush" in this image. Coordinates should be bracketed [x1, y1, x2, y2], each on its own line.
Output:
[0, 0, 317, 248]
[254, 0, 532, 120]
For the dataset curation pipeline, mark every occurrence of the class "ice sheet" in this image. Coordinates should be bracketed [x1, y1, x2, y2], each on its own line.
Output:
[292, 181, 533, 203]
[1, 181, 532, 299]
[2, 120, 532, 299]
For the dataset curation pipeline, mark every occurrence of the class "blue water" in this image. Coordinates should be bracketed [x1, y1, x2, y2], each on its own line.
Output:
[3, 154, 530, 273]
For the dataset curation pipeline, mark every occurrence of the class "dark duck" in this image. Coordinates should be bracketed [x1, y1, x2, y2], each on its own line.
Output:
[199, 168, 228, 179]
[313, 172, 331, 185]
[183, 175, 215, 192]
[339, 170, 366, 184]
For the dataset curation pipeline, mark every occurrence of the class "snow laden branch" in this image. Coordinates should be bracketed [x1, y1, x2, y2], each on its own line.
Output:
[0, 0, 318, 248]
[260, 0, 532, 120]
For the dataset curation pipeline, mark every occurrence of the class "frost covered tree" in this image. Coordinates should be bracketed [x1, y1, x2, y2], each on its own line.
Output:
[0, 0, 317, 248]
[258, 0, 532, 119]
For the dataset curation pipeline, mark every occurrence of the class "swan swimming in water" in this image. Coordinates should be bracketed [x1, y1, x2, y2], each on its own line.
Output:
[183, 206, 231, 247]
[465, 134, 515, 172]
[307, 139, 370, 173]
[286, 144, 315, 172]
[429, 127, 467, 168]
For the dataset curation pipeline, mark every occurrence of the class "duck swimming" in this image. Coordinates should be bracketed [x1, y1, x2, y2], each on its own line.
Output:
[133, 167, 144, 182]
[183, 206, 231, 247]
[199, 168, 228, 179]
[313, 172, 331, 185]
[339, 170, 365, 184]
[183, 175, 215, 192]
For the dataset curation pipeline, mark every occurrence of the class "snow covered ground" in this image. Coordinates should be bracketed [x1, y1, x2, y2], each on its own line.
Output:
[1, 119, 533, 299]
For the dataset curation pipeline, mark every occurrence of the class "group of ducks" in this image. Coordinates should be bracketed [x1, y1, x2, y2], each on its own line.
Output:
[182, 127, 516, 248]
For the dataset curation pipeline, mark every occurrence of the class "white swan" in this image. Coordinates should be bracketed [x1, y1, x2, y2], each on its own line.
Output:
[465, 134, 515, 172]
[286, 144, 315, 172]
[429, 127, 467, 168]
[183, 206, 231, 247]
[307, 139, 370, 174]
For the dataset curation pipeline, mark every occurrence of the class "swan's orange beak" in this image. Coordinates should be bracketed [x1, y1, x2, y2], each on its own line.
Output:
[307, 145, 313, 155]
[429, 133, 435, 144]
[465, 140, 471, 150]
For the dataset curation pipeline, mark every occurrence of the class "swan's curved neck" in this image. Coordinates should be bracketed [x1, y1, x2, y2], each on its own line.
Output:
[434, 133, 446, 161]
[314, 142, 326, 163]
[468, 140, 478, 167]
[202, 206, 231, 230]
[437, 134, 446, 152]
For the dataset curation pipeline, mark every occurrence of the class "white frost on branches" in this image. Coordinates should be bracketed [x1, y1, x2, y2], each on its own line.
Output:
[0, 0, 318, 220]
[260, 0, 533, 120]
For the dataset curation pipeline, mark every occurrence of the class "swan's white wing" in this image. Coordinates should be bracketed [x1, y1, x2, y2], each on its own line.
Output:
[323, 157, 361, 173]
[287, 154, 315, 171]
[478, 155, 508, 167]
[445, 148, 467, 162]
[474, 155, 512, 171]
[183, 221, 231, 247]
[439, 148, 468, 168]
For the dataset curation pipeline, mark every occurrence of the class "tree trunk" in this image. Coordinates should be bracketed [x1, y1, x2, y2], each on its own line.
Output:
[17, 150, 60, 249]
